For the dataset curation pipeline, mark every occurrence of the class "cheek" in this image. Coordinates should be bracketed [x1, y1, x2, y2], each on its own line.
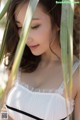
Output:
[38, 31, 51, 52]
[41, 30, 52, 48]
[36, 27, 52, 45]
[28, 29, 52, 55]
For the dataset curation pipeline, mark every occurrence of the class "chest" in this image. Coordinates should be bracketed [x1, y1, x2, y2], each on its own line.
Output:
[6, 84, 74, 120]
[21, 64, 63, 90]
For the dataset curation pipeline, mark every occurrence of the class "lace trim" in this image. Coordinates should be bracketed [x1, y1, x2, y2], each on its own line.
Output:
[16, 80, 61, 94]
[15, 71, 63, 94]
[15, 59, 80, 94]
[15, 81, 75, 108]
[15, 69, 63, 94]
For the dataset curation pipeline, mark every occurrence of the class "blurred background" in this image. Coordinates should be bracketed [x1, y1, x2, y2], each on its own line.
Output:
[0, 0, 7, 45]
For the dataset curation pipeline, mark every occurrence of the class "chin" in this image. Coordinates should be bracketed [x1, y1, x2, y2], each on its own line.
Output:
[31, 51, 43, 56]
[32, 53, 42, 56]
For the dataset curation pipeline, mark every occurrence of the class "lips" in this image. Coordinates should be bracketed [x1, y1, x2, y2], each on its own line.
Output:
[29, 44, 39, 49]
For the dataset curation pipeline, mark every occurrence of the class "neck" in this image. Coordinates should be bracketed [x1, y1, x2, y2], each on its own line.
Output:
[41, 39, 61, 64]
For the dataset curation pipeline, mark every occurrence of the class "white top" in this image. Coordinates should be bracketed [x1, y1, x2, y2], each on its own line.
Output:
[6, 59, 80, 120]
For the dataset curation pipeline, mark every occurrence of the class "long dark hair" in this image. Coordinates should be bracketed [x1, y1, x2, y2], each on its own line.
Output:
[5, 0, 62, 72]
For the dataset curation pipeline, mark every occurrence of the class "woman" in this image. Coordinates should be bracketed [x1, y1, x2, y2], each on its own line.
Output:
[4, 0, 80, 120]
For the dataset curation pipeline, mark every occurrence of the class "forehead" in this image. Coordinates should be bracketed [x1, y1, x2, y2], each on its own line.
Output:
[15, 2, 48, 23]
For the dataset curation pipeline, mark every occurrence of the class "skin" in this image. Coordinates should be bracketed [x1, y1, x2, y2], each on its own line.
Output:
[15, 2, 61, 61]
[5, 2, 80, 120]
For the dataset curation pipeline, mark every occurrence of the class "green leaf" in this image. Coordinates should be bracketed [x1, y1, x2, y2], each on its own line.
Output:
[0, 0, 39, 111]
[60, 0, 74, 113]
[0, 0, 11, 20]
[0, 20, 9, 63]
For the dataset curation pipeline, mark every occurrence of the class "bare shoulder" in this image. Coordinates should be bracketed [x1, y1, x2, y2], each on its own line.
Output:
[72, 59, 80, 120]
[72, 59, 80, 98]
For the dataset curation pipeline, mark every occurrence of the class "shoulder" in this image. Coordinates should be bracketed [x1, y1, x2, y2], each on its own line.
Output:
[73, 58, 80, 120]
[72, 57, 80, 98]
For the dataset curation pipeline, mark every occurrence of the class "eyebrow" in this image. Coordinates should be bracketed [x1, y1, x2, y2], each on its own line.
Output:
[15, 17, 40, 23]
[16, 21, 20, 23]
[32, 17, 40, 20]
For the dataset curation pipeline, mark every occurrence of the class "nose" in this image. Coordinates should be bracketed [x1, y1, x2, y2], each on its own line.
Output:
[26, 32, 33, 45]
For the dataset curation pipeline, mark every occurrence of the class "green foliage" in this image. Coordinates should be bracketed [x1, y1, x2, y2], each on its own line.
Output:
[60, 0, 74, 114]
[0, 0, 39, 111]
[0, 0, 75, 114]
[0, 0, 11, 20]
[0, 17, 6, 27]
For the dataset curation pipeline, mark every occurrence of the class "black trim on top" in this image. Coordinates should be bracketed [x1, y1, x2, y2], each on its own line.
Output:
[6, 105, 68, 120]
[6, 105, 44, 120]
[61, 117, 67, 120]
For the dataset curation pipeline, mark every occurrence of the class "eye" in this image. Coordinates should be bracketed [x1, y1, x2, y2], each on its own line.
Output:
[17, 26, 22, 35]
[17, 26, 22, 30]
[31, 25, 40, 29]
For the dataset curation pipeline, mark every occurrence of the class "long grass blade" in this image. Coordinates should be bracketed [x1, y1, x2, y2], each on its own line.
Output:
[0, 20, 9, 63]
[0, 0, 39, 111]
[0, 0, 11, 20]
[60, 0, 74, 115]
[60, 1, 69, 99]
[67, 0, 74, 98]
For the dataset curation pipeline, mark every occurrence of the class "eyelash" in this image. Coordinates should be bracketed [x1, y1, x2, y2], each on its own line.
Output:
[31, 25, 40, 29]
[17, 26, 22, 30]
[17, 25, 40, 31]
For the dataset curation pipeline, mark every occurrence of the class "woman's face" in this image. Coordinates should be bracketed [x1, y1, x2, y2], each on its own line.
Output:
[15, 2, 58, 56]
